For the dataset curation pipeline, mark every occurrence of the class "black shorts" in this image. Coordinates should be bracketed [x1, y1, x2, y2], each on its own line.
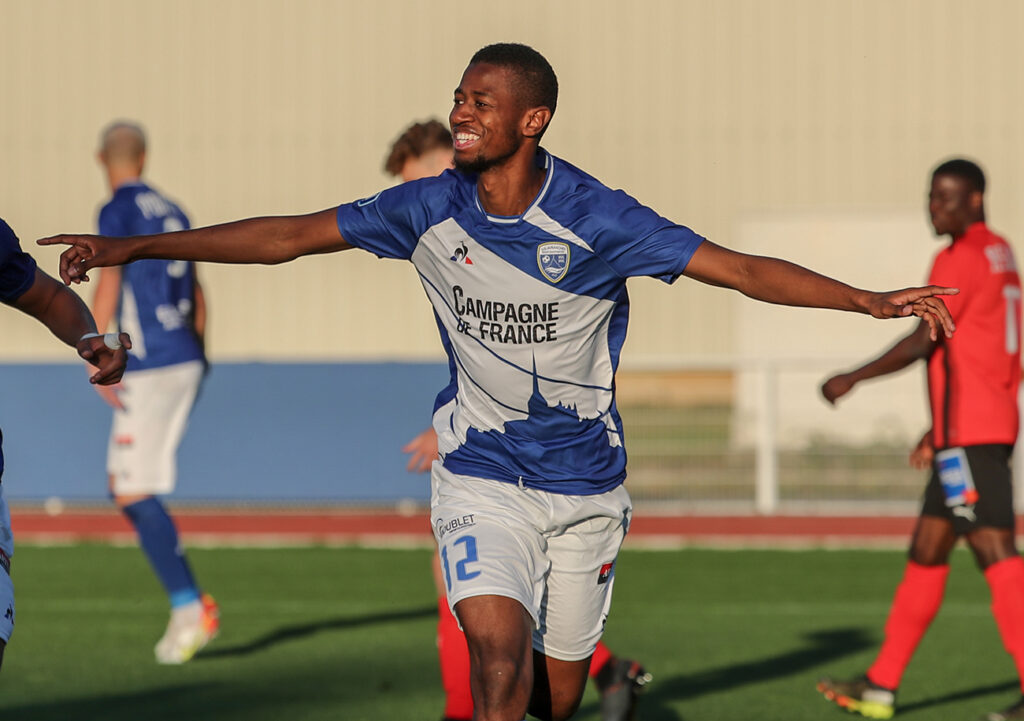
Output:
[921, 444, 1015, 534]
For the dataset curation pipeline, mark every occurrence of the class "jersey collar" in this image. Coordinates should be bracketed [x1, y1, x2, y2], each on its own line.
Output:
[474, 150, 554, 225]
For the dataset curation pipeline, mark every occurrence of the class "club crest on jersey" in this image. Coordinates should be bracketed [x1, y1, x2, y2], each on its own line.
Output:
[537, 242, 570, 283]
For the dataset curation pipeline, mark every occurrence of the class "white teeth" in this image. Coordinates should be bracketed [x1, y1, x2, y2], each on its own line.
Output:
[456, 132, 479, 142]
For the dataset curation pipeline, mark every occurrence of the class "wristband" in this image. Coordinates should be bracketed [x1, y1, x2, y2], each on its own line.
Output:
[80, 332, 123, 350]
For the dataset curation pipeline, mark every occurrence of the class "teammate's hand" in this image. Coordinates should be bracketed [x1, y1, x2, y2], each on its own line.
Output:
[36, 234, 130, 285]
[820, 373, 855, 405]
[402, 427, 439, 473]
[866, 286, 958, 341]
[77, 332, 131, 385]
[909, 430, 935, 470]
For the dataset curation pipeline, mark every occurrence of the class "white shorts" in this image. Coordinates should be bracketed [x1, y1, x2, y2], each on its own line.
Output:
[108, 361, 203, 496]
[430, 464, 632, 661]
[0, 486, 13, 643]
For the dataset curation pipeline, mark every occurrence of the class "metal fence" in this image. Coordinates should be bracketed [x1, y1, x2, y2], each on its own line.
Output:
[617, 360, 1024, 515]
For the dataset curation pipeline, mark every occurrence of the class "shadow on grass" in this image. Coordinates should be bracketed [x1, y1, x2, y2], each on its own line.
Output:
[577, 627, 875, 721]
[0, 683, 224, 721]
[898, 678, 1018, 715]
[198, 604, 436, 659]
[1, 605, 438, 721]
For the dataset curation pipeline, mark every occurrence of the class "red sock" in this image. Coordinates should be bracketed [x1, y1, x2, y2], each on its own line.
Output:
[437, 597, 474, 720]
[867, 561, 949, 690]
[588, 640, 614, 677]
[985, 556, 1024, 694]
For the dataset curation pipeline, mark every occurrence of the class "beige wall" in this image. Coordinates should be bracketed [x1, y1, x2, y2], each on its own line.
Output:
[2, 0, 1022, 362]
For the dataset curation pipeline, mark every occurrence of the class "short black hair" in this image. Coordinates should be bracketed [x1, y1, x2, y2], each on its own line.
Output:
[932, 158, 986, 194]
[469, 43, 558, 115]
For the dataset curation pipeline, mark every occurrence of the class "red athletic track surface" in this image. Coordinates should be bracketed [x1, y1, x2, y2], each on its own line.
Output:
[7, 508, 949, 549]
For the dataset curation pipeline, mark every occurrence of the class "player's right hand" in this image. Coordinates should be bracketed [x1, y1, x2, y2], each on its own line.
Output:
[36, 234, 129, 285]
[820, 373, 855, 405]
[92, 381, 126, 410]
[909, 430, 935, 470]
[402, 428, 439, 473]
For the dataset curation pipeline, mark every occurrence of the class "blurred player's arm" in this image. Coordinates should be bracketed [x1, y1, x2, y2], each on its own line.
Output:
[909, 428, 935, 470]
[40, 209, 350, 283]
[193, 275, 207, 342]
[820, 321, 936, 405]
[191, 271, 208, 368]
[85, 266, 126, 407]
[89, 266, 120, 335]
[9, 267, 130, 384]
[683, 240, 957, 341]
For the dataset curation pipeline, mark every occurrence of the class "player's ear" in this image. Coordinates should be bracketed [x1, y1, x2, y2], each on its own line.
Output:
[968, 190, 983, 214]
[522, 106, 552, 139]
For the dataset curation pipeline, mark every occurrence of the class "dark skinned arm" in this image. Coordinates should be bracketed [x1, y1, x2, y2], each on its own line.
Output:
[683, 240, 957, 341]
[39, 209, 350, 284]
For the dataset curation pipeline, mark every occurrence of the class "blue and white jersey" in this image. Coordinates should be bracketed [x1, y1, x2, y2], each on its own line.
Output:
[98, 182, 203, 371]
[338, 151, 704, 495]
[0, 216, 39, 488]
[0, 218, 37, 310]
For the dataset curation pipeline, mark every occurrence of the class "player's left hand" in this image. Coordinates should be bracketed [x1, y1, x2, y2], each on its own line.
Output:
[402, 427, 439, 473]
[77, 332, 131, 385]
[867, 286, 958, 341]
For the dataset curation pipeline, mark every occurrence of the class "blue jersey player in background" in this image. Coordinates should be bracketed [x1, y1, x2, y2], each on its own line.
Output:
[46, 45, 958, 721]
[0, 216, 129, 672]
[88, 121, 217, 665]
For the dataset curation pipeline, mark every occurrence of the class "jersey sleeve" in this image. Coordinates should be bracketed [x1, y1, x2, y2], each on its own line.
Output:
[927, 245, 982, 321]
[0, 218, 38, 305]
[588, 190, 705, 283]
[336, 179, 443, 261]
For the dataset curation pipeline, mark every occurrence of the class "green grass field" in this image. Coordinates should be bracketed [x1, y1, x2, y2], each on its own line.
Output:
[0, 544, 1016, 721]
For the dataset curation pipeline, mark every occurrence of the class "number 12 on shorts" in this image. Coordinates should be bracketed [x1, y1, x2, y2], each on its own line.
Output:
[441, 535, 482, 592]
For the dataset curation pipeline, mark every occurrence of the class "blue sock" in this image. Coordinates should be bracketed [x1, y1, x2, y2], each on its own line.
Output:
[121, 497, 200, 608]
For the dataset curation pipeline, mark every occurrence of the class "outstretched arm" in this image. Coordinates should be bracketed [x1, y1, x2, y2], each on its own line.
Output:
[11, 268, 130, 384]
[39, 208, 350, 284]
[820, 321, 935, 405]
[683, 241, 957, 341]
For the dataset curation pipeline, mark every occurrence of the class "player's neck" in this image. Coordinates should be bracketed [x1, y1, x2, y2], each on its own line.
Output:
[952, 216, 985, 241]
[476, 152, 546, 217]
[107, 165, 143, 192]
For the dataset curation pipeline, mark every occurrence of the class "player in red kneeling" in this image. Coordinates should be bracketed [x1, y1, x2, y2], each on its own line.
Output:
[817, 159, 1024, 721]
[389, 120, 651, 721]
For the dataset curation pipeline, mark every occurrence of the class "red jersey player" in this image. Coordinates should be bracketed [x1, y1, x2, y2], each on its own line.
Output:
[816, 158, 1024, 720]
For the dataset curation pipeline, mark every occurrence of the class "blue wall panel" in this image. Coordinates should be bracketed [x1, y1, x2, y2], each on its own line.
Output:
[0, 362, 448, 504]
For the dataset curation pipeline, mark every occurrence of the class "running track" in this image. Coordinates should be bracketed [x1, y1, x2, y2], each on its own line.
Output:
[9, 508, 931, 549]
